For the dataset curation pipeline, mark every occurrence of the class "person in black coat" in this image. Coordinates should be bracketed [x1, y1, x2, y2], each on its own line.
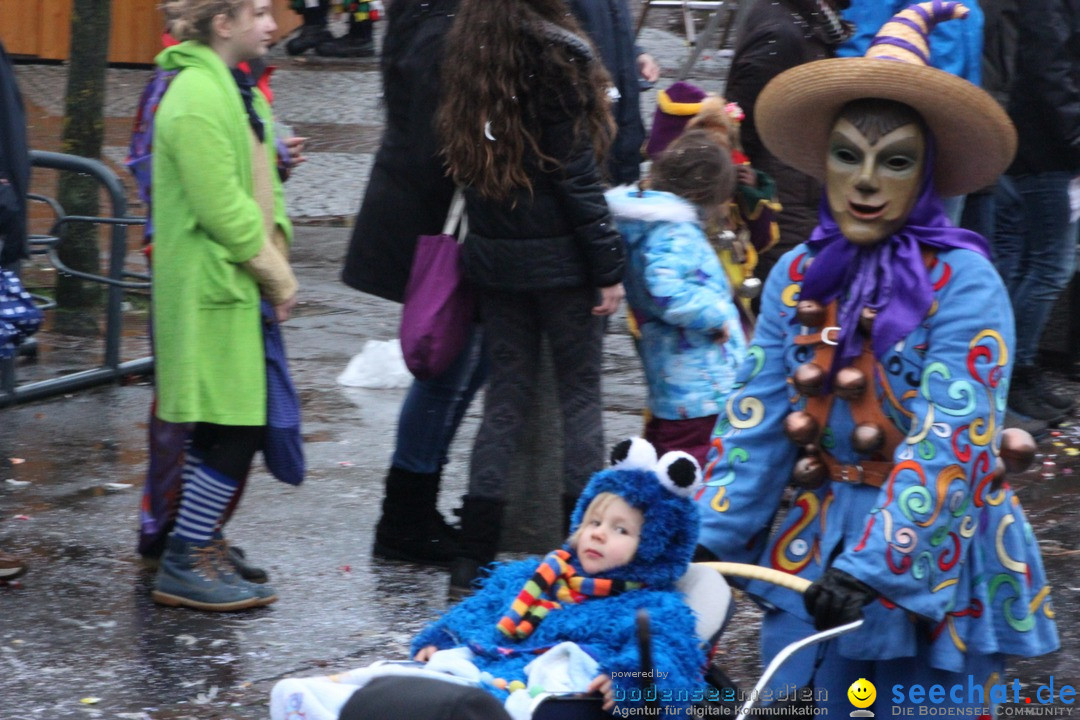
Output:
[340, 0, 480, 568]
[567, 0, 659, 185]
[723, 0, 852, 287]
[436, 0, 625, 598]
[990, 0, 1080, 421]
[0, 39, 30, 272]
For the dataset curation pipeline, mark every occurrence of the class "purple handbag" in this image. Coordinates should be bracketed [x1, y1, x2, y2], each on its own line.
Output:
[400, 189, 474, 380]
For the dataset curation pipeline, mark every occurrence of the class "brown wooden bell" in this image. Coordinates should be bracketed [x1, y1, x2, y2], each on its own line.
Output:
[783, 411, 820, 445]
[1000, 428, 1037, 475]
[792, 455, 827, 489]
[792, 363, 825, 396]
[850, 422, 885, 455]
[859, 307, 877, 336]
[834, 366, 867, 401]
[795, 300, 826, 328]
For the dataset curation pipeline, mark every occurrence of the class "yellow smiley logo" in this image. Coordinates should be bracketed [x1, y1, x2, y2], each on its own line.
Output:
[848, 678, 876, 709]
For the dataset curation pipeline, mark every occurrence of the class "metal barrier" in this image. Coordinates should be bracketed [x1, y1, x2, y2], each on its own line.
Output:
[634, 0, 744, 81]
[0, 150, 153, 407]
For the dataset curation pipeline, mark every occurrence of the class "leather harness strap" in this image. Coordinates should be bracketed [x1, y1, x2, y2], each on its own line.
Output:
[798, 302, 906, 490]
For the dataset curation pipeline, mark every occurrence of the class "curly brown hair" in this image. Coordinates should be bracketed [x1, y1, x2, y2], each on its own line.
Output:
[650, 129, 736, 210]
[161, 0, 250, 44]
[436, 0, 615, 201]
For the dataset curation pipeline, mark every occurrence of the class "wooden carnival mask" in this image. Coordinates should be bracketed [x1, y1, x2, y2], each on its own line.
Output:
[825, 100, 926, 246]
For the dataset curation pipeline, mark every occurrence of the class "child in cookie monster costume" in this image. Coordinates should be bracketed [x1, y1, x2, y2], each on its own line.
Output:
[410, 438, 709, 716]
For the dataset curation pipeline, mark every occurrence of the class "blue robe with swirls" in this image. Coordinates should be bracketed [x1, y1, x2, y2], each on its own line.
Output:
[696, 243, 1059, 673]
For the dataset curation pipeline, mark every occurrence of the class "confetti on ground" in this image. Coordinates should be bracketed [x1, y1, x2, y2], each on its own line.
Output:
[5, 479, 30, 486]
[103, 483, 133, 490]
[338, 461, 354, 467]
[13, 515, 30, 520]
[9, 458, 24, 465]
[79, 697, 101, 705]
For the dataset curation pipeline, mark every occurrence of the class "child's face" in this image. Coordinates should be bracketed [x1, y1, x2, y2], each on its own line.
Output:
[220, 0, 276, 63]
[575, 497, 643, 575]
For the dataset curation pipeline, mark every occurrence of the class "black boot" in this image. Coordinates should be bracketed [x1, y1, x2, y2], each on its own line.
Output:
[561, 493, 581, 538]
[1030, 366, 1077, 412]
[1004, 409, 1050, 441]
[448, 495, 505, 601]
[1009, 366, 1069, 423]
[372, 467, 457, 567]
[286, 6, 333, 56]
[316, 13, 375, 57]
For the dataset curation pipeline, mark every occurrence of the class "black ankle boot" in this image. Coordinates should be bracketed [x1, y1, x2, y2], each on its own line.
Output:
[372, 467, 457, 567]
[1009, 366, 1069, 422]
[286, 23, 334, 56]
[448, 495, 505, 600]
[316, 17, 375, 57]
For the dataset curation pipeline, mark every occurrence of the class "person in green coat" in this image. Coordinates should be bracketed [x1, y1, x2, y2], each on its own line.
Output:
[151, 0, 299, 612]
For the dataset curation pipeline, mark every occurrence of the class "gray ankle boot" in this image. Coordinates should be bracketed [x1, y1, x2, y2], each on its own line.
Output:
[152, 536, 276, 611]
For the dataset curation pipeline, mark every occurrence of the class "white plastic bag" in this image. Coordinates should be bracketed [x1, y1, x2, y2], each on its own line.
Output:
[336, 339, 412, 389]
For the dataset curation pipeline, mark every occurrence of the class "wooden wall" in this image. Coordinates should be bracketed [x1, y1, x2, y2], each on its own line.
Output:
[0, 0, 301, 64]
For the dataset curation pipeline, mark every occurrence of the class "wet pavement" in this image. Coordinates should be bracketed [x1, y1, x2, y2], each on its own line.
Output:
[2, 6, 1079, 719]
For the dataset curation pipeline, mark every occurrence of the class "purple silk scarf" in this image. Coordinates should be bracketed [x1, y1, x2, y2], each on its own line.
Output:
[798, 140, 990, 379]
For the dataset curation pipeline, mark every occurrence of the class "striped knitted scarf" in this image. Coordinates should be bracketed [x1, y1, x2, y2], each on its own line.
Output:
[497, 549, 643, 640]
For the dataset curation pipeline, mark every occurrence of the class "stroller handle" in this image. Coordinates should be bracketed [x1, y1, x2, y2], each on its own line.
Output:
[695, 561, 811, 594]
[694, 561, 864, 714]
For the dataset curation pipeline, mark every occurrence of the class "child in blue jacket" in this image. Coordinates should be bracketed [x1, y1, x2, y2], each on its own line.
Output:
[606, 130, 749, 467]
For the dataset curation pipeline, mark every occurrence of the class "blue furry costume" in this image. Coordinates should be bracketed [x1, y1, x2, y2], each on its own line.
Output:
[411, 440, 709, 712]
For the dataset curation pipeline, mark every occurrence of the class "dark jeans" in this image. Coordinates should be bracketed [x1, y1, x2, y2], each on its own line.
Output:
[992, 172, 1078, 366]
[469, 286, 606, 500]
[390, 326, 487, 475]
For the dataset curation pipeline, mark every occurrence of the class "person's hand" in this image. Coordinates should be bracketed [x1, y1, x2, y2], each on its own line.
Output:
[803, 568, 878, 630]
[592, 283, 624, 316]
[413, 645, 438, 662]
[274, 293, 298, 324]
[284, 136, 308, 167]
[637, 53, 660, 84]
[736, 165, 757, 188]
[587, 674, 616, 711]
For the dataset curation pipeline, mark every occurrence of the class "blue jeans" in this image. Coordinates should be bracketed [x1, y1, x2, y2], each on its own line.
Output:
[992, 172, 1078, 367]
[390, 326, 487, 474]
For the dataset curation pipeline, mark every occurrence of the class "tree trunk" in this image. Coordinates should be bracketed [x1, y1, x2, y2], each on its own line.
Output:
[55, 0, 111, 334]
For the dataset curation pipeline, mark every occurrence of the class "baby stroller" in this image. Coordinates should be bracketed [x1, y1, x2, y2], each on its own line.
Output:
[526, 561, 862, 720]
[272, 562, 862, 720]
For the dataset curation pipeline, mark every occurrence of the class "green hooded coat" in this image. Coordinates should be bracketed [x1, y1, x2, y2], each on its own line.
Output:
[151, 42, 292, 425]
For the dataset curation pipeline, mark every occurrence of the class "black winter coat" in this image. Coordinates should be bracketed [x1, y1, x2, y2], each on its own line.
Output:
[980, 0, 1018, 109]
[724, 0, 841, 270]
[1006, 0, 1080, 175]
[0, 41, 30, 267]
[567, 0, 646, 185]
[460, 27, 624, 293]
[339, 0, 458, 303]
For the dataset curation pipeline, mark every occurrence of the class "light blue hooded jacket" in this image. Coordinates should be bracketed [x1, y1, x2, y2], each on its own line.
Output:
[605, 186, 748, 420]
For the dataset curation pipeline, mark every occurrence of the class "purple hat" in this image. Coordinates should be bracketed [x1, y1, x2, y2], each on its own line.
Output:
[645, 81, 707, 158]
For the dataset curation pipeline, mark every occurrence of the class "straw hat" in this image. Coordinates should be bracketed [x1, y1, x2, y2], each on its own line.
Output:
[755, 1, 1015, 197]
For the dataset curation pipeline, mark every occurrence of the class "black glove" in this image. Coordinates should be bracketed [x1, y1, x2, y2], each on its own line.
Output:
[692, 544, 719, 562]
[803, 568, 877, 630]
